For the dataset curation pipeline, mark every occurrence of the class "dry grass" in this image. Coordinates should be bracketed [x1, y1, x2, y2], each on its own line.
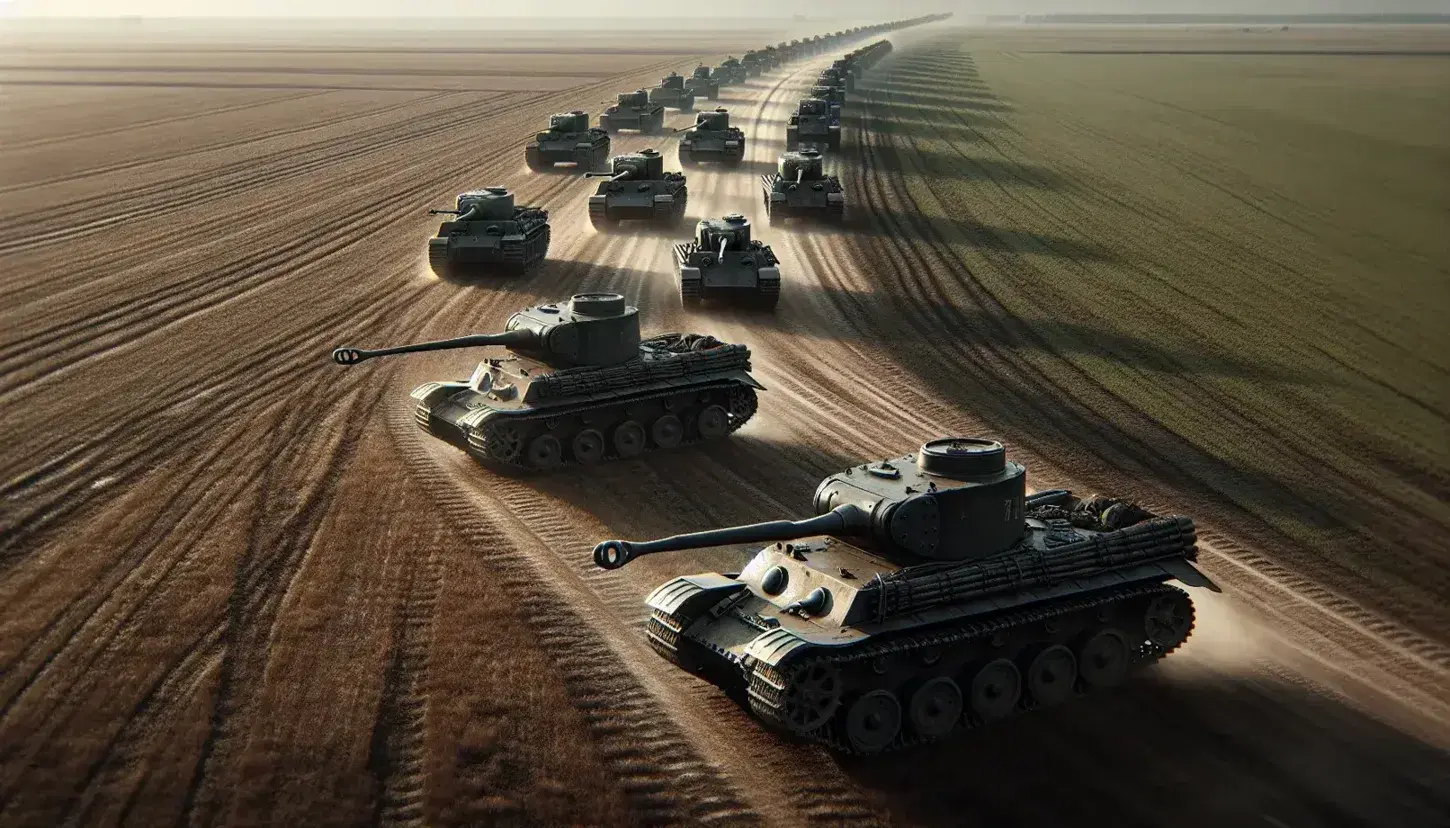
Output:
[845, 26, 1450, 640]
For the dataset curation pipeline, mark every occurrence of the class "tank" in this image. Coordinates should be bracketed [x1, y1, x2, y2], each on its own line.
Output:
[592, 438, 1218, 753]
[829, 58, 858, 93]
[673, 214, 780, 308]
[740, 50, 765, 77]
[584, 148, 688, 230]
[600, 89, 666, 134]
[426, 187, 550, 276]
[716, 56, 746, 86]
[526, 110, 610, 172]
[761, 149, 844, 224]
[809, 83, 845, 122]
[675, 108, 745, 166]
[685, 65, 720, 100]
[648, 72, 697, 112]
[332, 293, 763, 472]
[786, 98, 841, 152]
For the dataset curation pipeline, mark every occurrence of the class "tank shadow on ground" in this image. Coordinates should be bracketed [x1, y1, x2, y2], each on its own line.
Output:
[860, 145, 1069, 189]
[826, 212, 1117, 263]
[836, 672, 1450, 828]
[861, 85, 1016, 114]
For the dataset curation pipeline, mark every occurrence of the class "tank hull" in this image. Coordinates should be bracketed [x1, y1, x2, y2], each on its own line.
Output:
[589, 182, 688, 230]
[526, 131, 610, 171]
[637, 512, 1214, 754]
[409, 342, 762, 472]
[685, 78, 720, 100]
[762, 175, 846, 223]
[648, 87, 697, 112]
[678, 130, 746, 166]
[428, 215, 550, 276]
[675, 245, 780, 308]
[785, 123, 842, 152]
[600, 107, 666, 134]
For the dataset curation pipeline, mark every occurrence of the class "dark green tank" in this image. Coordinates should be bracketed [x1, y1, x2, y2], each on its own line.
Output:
[600, 89, 665, 134]
[685, 65, 720, 100]
[673, 214, 781, 308]
[526, 110, 610, 172]
[648, 72, 697, 112]
[676, 108, 745, 166]
[584, 149, 688, 230]
[786, 98, 841, 152]
[762, 149, 845, 224]
[593, 438, 1217, 753]
[332, 293, 763, 472]
[426, 187, 549, 276]
[715, 56, 746, 86]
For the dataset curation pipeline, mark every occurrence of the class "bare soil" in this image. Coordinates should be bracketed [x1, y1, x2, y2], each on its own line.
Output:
[1, 23, 1447, 828]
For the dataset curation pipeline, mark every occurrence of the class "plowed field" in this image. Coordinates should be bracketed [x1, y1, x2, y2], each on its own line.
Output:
[2, 22, 1447, 828]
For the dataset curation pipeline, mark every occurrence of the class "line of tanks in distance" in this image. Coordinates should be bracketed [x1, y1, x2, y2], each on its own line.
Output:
[427, 27, 898, 309]
[329, 12, 1220, 758]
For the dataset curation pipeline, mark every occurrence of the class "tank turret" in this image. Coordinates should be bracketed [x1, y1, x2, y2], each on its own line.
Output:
[547, 110, 590, 133]
[693, 212, 753, 251]
[680, 107, 729, 132]
[618, 89, 649, 107]
[427, 186, 516, 222]
[596, 438, 1029, 569]
[778, 149, 824, 182]
[659, 71, 686, 90]
[585, 148, 666, 182]
[691, 64, 711, 80]
[334, 293, 641, 370]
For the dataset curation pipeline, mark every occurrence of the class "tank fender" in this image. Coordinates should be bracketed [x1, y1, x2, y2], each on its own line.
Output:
[725, 369, 765, 391]
[410, 381, 468, 408]
[758, 266, 781, 283]
[680, 266, 702, 283]
[589, 194, 607, 206]
[1162, 558, 1222, 592]
[652, 193, 676, 204]
[646, 574, 748, 620]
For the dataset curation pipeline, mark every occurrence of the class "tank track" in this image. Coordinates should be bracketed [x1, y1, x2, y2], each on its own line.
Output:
[680, 279, 702, 308]
[588, 200, 615, 230]
[500, 225, 550, 273]
[427, 244, 450, 277]
[653, 187, 688, 227]
[433, 380, 757, 472]
[743, 582, 1193, 755]
[827, 199, 846, 221]
[755, 280, 781, 308]
[525, 146, 551, 171]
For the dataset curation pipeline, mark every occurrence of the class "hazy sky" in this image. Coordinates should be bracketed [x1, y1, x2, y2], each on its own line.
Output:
[6, 0, 1448, 14]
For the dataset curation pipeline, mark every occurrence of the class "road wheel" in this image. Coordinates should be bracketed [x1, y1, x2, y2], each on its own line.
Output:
[968, 658, 1020, 721]
[1026, 644, 1077, 707]
[845, 690, 902, 754]
[651, 413, 684, 449]
[907, 677, 962, 740]
[525, 433, 563, 470]
[571, 428, 605, 465]
[695, 405, 729, 440]
[612, 420, 646, 458]
[1078, 629, 1130, 688]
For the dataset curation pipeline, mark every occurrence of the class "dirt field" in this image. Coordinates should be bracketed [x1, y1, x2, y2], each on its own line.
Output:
[2, 21, 1448, 828]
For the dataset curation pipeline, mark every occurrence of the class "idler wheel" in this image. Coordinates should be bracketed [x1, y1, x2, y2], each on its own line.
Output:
[907, 677, 963, 739]
[969, 658, 1020, 720]
[1144, 591, 1194, 651]
[571, 428, 605, 465]
[1078, 629, 1129, 688]
[695, 405, 729, 440]
[612, 420, 646, 458]
[845, 690, 902, 754]
[651, 414, 684, 449]
[1026, 645, 1077, 707]
[781, 659, 842, 732]
[526, 434, 563, 470]
[916, 437, 1006, 479]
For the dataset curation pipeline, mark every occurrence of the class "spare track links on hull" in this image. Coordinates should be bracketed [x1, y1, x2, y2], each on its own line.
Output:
[415, 381, 758, 472]
[651, 581, 1193, 755]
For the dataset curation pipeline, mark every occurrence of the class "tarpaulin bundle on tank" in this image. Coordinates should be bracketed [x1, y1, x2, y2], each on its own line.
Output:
[529, 335, 752, 400]
[866, 516, 1198, 620]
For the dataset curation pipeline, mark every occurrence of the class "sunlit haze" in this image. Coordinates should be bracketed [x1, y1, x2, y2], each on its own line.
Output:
[7, 0, 1449, 16]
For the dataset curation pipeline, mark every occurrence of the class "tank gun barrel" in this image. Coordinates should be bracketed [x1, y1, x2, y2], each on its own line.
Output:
[428, 203, 483, 221]
[717, 236, 728, 259]
[585, 169, 632, 181]
[332, 329, 537, 366]
[594, 503, 871, 570]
